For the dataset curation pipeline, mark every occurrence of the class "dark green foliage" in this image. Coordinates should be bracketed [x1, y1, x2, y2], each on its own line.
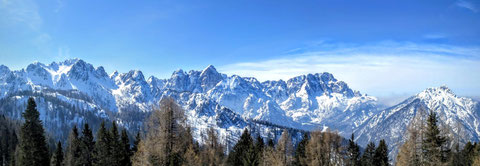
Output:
[294, 133, 308, 166]
[93, 121, 111, 166]
[78, 123, 95, 166]
[17, 97, 50, 166]
[373, 139, 388, 166]
[449, 143, 463, 166]
[0, 115, 19, 166]
[252, 135, 265, 166]
[109, 121, 122, 166]
[65, 125, 81, 166]
[131, 132, 140, 154]
[423, 111, 449, 163]
[227, 129, 255, 166]
[119, 129, 131, 166]
[50, 141, 64, 166]
[347, 133, 361, 166]
[267, 138, 275, 148]
[361, 142, 375, 166]
[450, 141, 477, 166]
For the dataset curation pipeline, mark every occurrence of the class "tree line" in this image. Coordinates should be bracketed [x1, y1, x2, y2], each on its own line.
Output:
[395, 109, 480, 166]
[126, 98, 391, 166]
[2, 97, 480, 166]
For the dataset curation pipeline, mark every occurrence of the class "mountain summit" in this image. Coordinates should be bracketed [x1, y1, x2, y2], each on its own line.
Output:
[355, 85, 480, 160]
[0, 59, 478, 161]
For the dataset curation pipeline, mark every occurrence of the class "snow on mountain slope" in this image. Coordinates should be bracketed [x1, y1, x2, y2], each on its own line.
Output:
[1, 59, 479, 155]
[0, 59, 316, 145]
[355, 86, 480, 161]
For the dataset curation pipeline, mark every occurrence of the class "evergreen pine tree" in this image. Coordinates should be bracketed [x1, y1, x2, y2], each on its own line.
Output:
[78, 123, 94, 166]
[17, 97, 50, 166]
[294, 133, 308, 166]
[267, 138, 275, 148]
[93, 121, 111, 166]
[0, 115, 19, 166]
[109, 121, 122, 166]
[461, 142, 476, 166]
[423, 111, 449, 164]
[373, 139, 388, 166]
[360, 142, 375, 166]
[131, 132, 140, 155]
[227, 128, 254, 166]
[65, 125, 81, 166]
[449, 143, 463, 166]
[254, 135, 265, 166]
[347, 133, 361, 166]
[50, 141, 64, 166]
[119, 129, 131, 166]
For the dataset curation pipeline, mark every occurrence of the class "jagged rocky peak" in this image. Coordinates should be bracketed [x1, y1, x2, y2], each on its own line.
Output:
[200, 65, 223, 90]
[417, 85, 455, 98]
[60, 58, 82, 66]
[147, 76, 166, 89]
[120, 70, 146, 84]
[0, 65, 12, 81]
[26, 62, 50, 78]
[172, 69, 186, 77]
[286, 72, 356, 97]
[95, 66, 108, 78]
[67, 59, 96, 80]
[0, 65, 10, 73]
[110, 70, 119, 79]
[200, 65, 219, 76]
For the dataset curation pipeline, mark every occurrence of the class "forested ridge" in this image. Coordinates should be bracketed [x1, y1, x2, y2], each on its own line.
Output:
[1, 97, 479, 166]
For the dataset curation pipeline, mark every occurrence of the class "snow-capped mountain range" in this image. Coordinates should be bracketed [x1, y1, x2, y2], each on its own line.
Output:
[355, 86, 480, 159]
[0, 59, 478, 159]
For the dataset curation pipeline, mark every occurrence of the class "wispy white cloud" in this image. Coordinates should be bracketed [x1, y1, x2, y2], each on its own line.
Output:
[219, 41, 480, 97]
[456, 0, 478, 13]
[0, 0, 67, 59]
[0, 0, 42, 30]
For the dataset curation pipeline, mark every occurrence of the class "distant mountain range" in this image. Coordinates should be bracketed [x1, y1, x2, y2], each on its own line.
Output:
[0, 58, 478, 159]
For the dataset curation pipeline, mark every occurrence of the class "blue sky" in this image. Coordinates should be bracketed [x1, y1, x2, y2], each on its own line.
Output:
[0, 0, 479, 101]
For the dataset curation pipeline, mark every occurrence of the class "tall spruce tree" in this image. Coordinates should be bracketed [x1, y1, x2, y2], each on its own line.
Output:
[50, 141, 64, 166]
[93, 121, 111, 166]
[347, 133, 361, 166]
[227, 128, 254, 166]
[423, 111, 449, 164]
[0, 115, 19, 166]
[360, 142, 375, 166]
[460, 142, 476, 166]
[17, 97, 49, 166]
[254, 135, 265, 166]
[65, 125, 80, 166]
[373, 139, 388, 166]
[110, 121, 122, 166]
[78, 123, 95, 166]
[119, 129, 131, 166]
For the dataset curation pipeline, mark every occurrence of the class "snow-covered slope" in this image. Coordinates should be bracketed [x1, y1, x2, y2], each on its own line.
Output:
[3, 59, 374, 144]
[355, 86, 480, 160]
[3, 59, 478, 154]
